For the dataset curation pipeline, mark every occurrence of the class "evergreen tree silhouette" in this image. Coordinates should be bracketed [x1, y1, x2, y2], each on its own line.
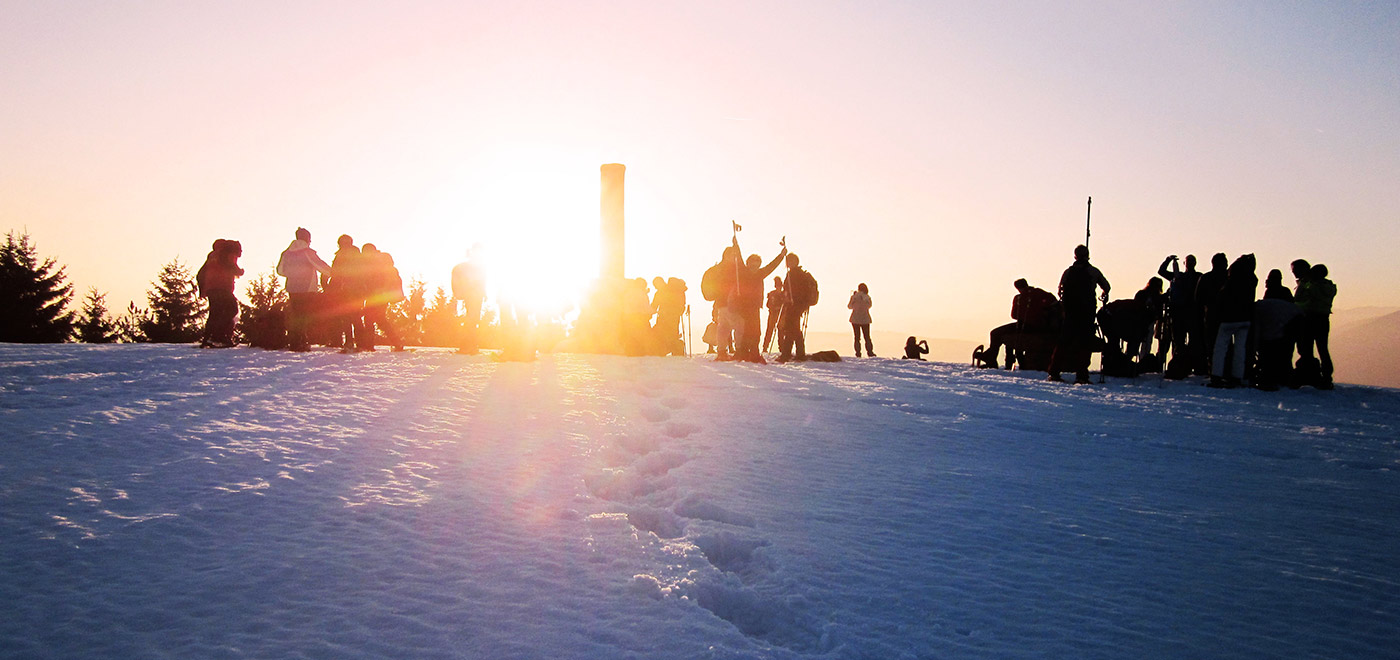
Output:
[75, 287, 120, 343]
[0, 231, 75, 342]
[118, 302, 151, 343]
[136, 258, 206, 343]
[240, 271, 288, 349]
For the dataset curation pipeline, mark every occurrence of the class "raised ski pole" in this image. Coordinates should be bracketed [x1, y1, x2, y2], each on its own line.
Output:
[1085, 196, 1092, 249]
[684, 304, 692, 357]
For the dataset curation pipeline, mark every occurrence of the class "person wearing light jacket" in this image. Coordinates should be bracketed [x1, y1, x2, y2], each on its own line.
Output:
[276, 227, 332, 351]
[848, 283, 874, 357]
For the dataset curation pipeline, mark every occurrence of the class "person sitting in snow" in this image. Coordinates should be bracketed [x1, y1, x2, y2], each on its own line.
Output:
[903, 336, 929, 360]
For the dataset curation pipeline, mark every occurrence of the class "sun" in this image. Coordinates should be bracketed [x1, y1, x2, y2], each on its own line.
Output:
[411, 144, 602, 319]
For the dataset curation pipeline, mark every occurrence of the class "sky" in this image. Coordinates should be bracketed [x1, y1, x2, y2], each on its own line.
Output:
[3, 1, 1398, 341]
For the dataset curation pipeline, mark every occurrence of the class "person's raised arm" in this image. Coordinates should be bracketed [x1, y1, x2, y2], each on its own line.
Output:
[757, 246, 788, 278]
[1157, 256, 1177, 281]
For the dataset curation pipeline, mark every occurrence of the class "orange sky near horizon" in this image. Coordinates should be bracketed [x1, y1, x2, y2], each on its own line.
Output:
[3, 1, 1398, 342]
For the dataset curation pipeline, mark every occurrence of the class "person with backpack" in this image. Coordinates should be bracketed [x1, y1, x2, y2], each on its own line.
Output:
[848, 283, 874, 357]
[276, 227, 332, 351]
[777, 252, 818, 363]
[1048, 245, 1110, 384]
[1295, 262, 1337, 389]
[650, 276, 687, 356]
[196, 239, 244, 348]
[701, 241, 744, 360]
[360, 243, 405, 352]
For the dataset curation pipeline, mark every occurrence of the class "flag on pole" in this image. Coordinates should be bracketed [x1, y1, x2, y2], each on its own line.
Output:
[732, 220, 742, 233]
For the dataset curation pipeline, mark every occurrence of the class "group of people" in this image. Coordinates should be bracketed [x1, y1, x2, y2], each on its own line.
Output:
[973, 244, 1338, 390]
[275, 229, 408, 353]
[700, 233, 819, 363]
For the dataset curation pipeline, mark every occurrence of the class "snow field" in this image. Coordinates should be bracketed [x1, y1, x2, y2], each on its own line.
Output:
[1, 344, 1398, 659]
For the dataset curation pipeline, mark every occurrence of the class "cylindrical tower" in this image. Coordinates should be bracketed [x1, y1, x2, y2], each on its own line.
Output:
[600, 163, 626, 279]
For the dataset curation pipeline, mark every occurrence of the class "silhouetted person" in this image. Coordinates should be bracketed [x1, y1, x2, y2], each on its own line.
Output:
[702, 241, 744, 361]
[1133, 277, 1166, 364]
[326, 234, 367, 353]
[451, 247, 486, 354]
[360, 243, 404, 351]
[1253, 293, 1302, 391]
[622, 277, 654, 356]
[1263, 268, 1293, 302]
[196, 239, 243, 348]
[1048, 245, 1109, 384]
[848, 283, 874, 357]
[1295, 262, 1336, 389]
[763, 276, 784, 352]
[1158, 254, 1201, 378]
[1209, 254, 1257, 388]
[903, 336, 929, 360]
[651, 276, 687, 356]
[977, 278, 1057, 369]
[777, 252, 819, 363]
[277, 227, 331, 351]
[1194, 253, 1229, 376]
[734, 245, 788, 362]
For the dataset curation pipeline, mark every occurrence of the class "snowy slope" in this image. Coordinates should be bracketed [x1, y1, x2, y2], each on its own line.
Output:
[2, 344, 1398, 659]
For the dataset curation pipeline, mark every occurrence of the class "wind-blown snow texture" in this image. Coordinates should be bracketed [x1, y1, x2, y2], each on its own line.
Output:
[2, 344, 1398, 659]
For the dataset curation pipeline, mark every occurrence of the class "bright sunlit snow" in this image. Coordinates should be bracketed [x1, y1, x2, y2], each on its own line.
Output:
[2, 344, 1397, 658]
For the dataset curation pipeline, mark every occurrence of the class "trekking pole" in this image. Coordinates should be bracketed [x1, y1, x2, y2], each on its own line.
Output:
[684, 305, 692, 357]
[1085, 196, 1092, 250]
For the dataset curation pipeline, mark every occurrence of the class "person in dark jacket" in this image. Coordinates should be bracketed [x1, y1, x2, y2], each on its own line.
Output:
[197, 239, 244, 348]
[1048, 245, 1110, 384]
[359, 243, 404, 351]
[326, 235, 367, 353]
[451, 247, 487, 354]
[1253, 295, 1302, 391]
[1295, 262, 1337, 389]
[650, 276, 688, 356]
[903, 336, 929, 360]
[1209, 254, 1257, 388]
[777, 253, 818, 363]
[1193, 253, 1229, 376]
[976, 278, 1057, 369]
[1158, 254, 1201, 378]
[1262, 269, 1293, 302]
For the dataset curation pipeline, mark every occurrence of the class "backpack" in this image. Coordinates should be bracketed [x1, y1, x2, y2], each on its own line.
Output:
[700, 263, 725, 302]
[789, 269, 819, 308]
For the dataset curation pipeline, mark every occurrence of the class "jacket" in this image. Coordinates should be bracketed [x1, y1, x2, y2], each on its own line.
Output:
[847, 291, 872, 324]
[276, 240, 331, 294]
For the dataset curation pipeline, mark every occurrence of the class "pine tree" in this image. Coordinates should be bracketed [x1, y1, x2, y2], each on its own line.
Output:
[75, 288, 120, 343]
[422, 286, 462, 347]
[391, 277, 428, 347]
[0, 231, 75, 342]
[118, 302, 151, 342]
[137, 258, 206, 343]
[239, 272, 288, 349]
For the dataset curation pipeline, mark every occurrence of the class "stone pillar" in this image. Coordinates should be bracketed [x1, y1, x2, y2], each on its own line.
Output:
[600, 163, 625, 280]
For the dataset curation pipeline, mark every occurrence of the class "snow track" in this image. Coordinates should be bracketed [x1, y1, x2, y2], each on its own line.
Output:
[2, 345, 1398, 658]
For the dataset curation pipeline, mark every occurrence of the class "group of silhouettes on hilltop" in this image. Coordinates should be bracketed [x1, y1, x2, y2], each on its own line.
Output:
[193, 228, 1338, 389]
[973, 245, 1337, 390]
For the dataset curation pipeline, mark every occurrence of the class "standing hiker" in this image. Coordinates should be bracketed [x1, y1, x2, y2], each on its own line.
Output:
[848, 283, 874, 357]
[276, 227, 332, 351]
[197, 239, 244, 348]
[360, 243, 405, 351]
[777, 252, 819, 363]
[1158, 254, 1202, 378]
[326, 235, 367, 353]
[1048, 245, 1110, 384]
[451, 247, 487, 354]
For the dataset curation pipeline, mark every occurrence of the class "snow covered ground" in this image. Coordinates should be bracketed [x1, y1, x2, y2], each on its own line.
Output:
[2, 344, 1397, 659]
